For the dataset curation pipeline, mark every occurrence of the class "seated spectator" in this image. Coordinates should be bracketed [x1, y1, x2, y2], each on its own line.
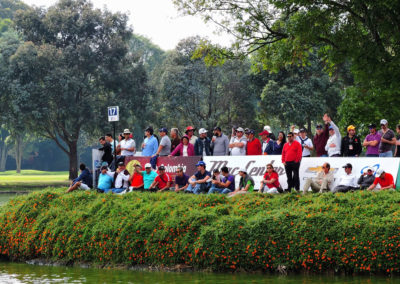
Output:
[66, 163, 93, 193]
[358, 167, 375, 190]
[246, 130, 262, 155]
[99, 136, 113, 166]
[363, 123, 381, 157]
[185, 161, 211, 194]
[185, 126, 198, 146]
[142, 163, 158, 191]
[96, 166, 113, 193]
[208, 168, 223, 192]
[128, 164, 144, 192]
[174, 167, 189, 193]
[302, 162, 334, 194]
[260, 163, 282, 194]
[297, 128, 314, 157]
[332, 163, 358, 193]
[170, 135, 195, 156]
[149, 165, 172, 192]
[194, 128, 211, 156]
[272, 131, 286, 155]
[259, 130, 274, 155]
[367, 169, 395, 191]
[142, 126, 158, 157]
[324, 116, 341, 157]
[110, 162, 131, 194]
[120, 129, 136, 156]
[208, 166, 235, 194]
[154, 128, 171, 157]
[341, 125, 362, 157]
[229, 127, 247, 156]
[228, 168, 255, 197]
[211, 127, 229, 156]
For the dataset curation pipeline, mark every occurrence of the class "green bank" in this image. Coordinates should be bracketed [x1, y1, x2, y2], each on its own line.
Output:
[0, 170, 69, 191]
[0, 189, 399, 275]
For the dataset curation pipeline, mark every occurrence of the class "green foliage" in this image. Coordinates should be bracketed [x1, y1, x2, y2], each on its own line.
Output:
[0, 189, 399, 274]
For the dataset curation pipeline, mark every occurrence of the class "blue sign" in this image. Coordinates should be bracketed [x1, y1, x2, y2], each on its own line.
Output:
[107, 106, 119, 122]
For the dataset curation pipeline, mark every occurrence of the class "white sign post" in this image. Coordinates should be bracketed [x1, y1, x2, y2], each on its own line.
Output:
[107, 106, 119, 122]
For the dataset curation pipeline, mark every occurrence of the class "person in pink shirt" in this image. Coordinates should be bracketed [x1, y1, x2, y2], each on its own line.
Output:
[169, 135, 195, 156]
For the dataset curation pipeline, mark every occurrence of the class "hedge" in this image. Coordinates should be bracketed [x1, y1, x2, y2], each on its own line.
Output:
[0, 189, 399, 274]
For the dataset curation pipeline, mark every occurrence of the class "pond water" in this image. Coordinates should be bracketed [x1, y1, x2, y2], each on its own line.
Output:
[0, 261, 398, 284]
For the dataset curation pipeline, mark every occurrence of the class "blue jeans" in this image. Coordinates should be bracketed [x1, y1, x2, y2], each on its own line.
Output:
[110, 188, 126, 194]
[379, 151, 393, 157]
[186, 179, 211, 194]
[208, 185, 232, 194]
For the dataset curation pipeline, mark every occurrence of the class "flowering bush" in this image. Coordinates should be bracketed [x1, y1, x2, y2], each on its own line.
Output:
[0, 189, 399, 274]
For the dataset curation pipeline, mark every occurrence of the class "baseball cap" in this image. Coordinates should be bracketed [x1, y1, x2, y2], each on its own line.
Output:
[259, 130, 269, 136]
[213, 126, 221, 131]
[118, 161, 125, 166]
[342, 163, 352, 169]
[316, 124, 323, 129]
[264, 125, 272, 133]
[368, 123, 376, 129]
[236, 127, 244, 132]
[239, 168, 247, 173]
[199, 128, 208, 135]
[158, 165, 166, 170]
[144, 163, 152, 168]
[100, 165, 108, 171]
[158, 127, 168, 133]
[299, 128, 306, 133]
[293, 129, 299, 134]
[195, 161, 206, 167]
[347, 125, 356, 132]
[328, 126, 334, 130]
[244, 128, 250, 134]
[376, 168, 385, 176]
[185, 126, 195, 132]
[248, 129, 255, 134]
[380, 119, 388, 125]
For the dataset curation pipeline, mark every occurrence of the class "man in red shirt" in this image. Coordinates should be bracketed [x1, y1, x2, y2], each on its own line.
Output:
[246, 130, 262, 155]
[367, 169, 395, 190]
[149, 165, 172, 192]
[282, 132, 303, 192]
[129, 164, 144, 191]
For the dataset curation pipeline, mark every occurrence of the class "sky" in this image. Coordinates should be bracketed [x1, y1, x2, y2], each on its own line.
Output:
[22, 0, 234, 51]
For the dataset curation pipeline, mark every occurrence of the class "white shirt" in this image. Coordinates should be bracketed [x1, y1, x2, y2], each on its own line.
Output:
[120, 138, 136, 156]
[325, 121, 341, 156]
[231, 136, 247, 156]
[189, 135, 198, 146]
[296, 136, 313, 156]
[183, 145, 188, 156]
[107, 170, 130, 188]
[337, 172, 358, 187]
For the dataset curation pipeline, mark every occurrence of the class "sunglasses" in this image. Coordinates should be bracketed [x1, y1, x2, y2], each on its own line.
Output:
[287, 135, 293, 138]
[176, 170, 182, 173]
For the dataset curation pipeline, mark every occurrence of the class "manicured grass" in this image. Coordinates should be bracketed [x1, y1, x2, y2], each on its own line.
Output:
[0, 170, 69, 190]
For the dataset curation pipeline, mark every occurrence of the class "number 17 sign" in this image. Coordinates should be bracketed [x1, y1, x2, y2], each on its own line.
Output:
[108, 106, 119, 122]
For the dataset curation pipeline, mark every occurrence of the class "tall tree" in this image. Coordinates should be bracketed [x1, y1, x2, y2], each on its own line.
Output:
[8, 0, 148, 179]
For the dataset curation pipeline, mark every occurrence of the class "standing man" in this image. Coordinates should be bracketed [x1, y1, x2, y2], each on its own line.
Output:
[363, 124, 381, 157]
[229, 127, 247, 156]
[325, 121, 341, 157]
[194, 128, 212, 156]
[379, 119, 396, 157]
[332, 163, 358, 193]
[170, 128, 181, 153]
[154, 128, 171, 157]
[120, 129, 136, 156]
[105, 133, 115, 154]
[302, 162, 334, 194]
[341, 125, 362, 157]
[297, 128, 314, 157]
[142, 126, 158, 157]
[185, 126, 198, 146]
[98, 136, 113, 166]
[259, 130, 274, 155]
[313, 122, 329, 157]
[246, 129, 262, 155]
[281, 132, 302, 192]
[211, 127, 229, 156]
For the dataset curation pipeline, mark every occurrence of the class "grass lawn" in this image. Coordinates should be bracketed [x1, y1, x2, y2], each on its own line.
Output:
[0, 170, 70, 191]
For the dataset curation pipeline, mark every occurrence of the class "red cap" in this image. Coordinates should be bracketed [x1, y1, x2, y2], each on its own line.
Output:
[259, 130, 269, 136]
[185, 126, 195, 132]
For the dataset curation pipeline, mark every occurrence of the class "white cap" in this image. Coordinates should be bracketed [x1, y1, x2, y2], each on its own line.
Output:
[123, 128, 131, 134]
[380, 119, 388, 125]
[144, 163, 152, 168]
[264, 125, 272, 133]
[199, 128, 208, 134]
[293, 128, 300, 134]
[236, 127, 244, 132]
[376, 168, 384, 176]
[239, 168, 247, 173]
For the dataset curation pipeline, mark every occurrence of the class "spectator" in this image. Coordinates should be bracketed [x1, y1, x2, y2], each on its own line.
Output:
[229, 126, 237, 154]
[96, 166, 113, 193]
[115, 133, 124, 156]
[211, 127, 229, 156]
[142, 163, 158, 191]
[332, 163, 358, 193]
[229, 127, 247, 156]
[367, 168, 395, 191]
[302, 162, 334, 194]
[395, 124, 400, 157]
[324, 118, 341, 157]
[379, 119, 396, 157]
[170, 128, 181, 152]
[208, 168, 223, 193]
[313, 121, 329, 157]
[154, 128, 171, 157]
[297, 128, 314, 157]
[110, 161, 131, 194]
[260, 164, 282, 194]
[98, 136, 113, 165]
[142, 126, 158, 157]
[174, 167, 189, 193]
[259, 130, 274, 155]
[264, 125, 276, 140]
[293, 128, 300, 139]
[194, 128, 212, 156]
[282, 132, 302, 192]
[341, 125, 362, 157]
[358, 167, 376, 190]
[363, 124, 381, 157]
[228, 168, 255, 197]
[208, 166, 235, 194]
[246, 129, 262, 155]
[185, 126, 198, 146]
[149, 165, 172, 192]
[66, 163, 93, 193]
[128, 164, 144, 192]
[170, 135, 195, 156]
[105, 133, 115, 153]
[244, 128, 250, 140]
[120, 129, 136, 156]
[185, 161, 211, 194]
[272, 131, 286, 155]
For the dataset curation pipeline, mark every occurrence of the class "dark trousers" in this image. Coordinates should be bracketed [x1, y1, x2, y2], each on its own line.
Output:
[285, 161, 300, 191]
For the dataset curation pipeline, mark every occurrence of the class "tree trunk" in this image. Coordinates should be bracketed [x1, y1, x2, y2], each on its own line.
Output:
[68, 141, 78, 180]
[0, 144, 7, 172]
[15, 135, 23, 174]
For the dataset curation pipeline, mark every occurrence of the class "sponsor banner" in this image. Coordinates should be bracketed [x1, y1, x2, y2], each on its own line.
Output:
[203, 156, 400, 190]
[124, 156, 202, 181]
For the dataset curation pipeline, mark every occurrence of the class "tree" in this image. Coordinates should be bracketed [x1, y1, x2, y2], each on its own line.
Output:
[8, 0, 148, 179]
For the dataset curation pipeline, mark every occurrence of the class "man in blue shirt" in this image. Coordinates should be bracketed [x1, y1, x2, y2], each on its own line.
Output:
[142, 126, 159, 156]
[97, 166, 113, 193]
[66, 163, 93, 193]
[185, 161, 211, 194]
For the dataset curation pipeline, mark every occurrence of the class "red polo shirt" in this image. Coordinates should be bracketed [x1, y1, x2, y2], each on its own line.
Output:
[373, 173, 394, 189]
[246, 138, 262, 155]
[131, 172, 144, 187]
[282, 140, 302, 163]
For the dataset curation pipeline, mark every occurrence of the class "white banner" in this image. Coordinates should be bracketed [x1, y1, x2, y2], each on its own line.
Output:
[203, 156, 400, 191]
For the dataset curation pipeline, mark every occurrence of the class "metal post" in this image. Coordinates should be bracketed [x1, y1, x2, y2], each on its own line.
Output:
[113, 122, 117, 169]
